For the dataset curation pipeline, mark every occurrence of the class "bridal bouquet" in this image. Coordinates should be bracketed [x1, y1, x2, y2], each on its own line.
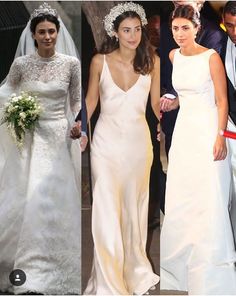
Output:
[1, 91, 41, 148]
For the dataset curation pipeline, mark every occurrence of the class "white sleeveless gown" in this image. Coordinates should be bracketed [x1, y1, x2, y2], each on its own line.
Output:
[84, 55, 159, 295]
[161, 49, 236, 295]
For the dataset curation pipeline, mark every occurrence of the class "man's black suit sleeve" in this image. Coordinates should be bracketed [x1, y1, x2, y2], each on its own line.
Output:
[75, 89, 87, 134]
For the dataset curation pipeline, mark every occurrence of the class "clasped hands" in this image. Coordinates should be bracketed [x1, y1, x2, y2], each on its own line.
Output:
[160, 95, 179, 112]
[157, 95, 179, 142]
[70, 121, 88, 152]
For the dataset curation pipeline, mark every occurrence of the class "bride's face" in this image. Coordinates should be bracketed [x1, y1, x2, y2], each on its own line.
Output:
[115, 17, 142, 50]
[172, 17, 198, 48]
[33, 20, 58, 52]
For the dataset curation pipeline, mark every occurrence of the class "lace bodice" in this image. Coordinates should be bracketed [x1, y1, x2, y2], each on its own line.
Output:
[0, 53, 82, 294]
[3, 52, 81, 118]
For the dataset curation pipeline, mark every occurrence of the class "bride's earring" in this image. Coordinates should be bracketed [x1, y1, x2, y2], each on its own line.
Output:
[116, 36, 119, 42]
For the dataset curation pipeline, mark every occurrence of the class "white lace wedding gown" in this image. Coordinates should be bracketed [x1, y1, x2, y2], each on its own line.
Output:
[0, 52, 81, 294]
[84, 55, 159, 295]
[161, 49, 236, 295]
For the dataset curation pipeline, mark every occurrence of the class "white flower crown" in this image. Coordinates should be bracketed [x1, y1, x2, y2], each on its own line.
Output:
[30, 2, 58, 20]
[103, 2, 148, 37]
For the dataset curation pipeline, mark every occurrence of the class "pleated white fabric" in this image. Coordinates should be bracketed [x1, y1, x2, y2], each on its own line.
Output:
[84, 55, 159, 295]
[161, 49, 236, 295]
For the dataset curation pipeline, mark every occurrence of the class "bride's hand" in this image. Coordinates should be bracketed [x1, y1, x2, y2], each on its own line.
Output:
[213, 135, 227, 161]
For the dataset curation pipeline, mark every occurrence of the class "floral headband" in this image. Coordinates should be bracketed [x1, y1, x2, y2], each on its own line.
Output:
[103, 2, 148, 37]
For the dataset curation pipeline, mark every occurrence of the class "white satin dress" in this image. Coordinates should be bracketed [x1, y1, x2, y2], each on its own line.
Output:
[161, 49, 236, 295]
[0, 52, 81, 294]
[84, 55, 159, 295]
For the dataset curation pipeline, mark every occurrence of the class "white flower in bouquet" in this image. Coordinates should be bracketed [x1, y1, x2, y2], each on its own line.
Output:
[19, 112, 26, 119]
[1, 91, 42, 148]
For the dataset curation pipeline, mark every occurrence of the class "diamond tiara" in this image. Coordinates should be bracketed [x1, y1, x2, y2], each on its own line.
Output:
[104, 2, 148, 37]
[30, 2, 58, 20]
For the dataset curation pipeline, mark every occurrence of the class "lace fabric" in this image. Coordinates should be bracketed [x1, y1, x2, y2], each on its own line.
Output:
[7, 53, 80, 105]
[0, 51, 81, 294]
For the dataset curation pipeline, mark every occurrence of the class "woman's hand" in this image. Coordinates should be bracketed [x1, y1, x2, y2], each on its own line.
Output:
[209, 52, 228, 162]
[80, 134, 88, 152]
[213, 135, 227, 161]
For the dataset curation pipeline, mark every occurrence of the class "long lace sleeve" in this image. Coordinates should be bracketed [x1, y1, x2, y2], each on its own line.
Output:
[0, 58, 22, 108]
[0, 58, 22, 176]
[6, 58, 22, 88]
[69, 58, 81, 118]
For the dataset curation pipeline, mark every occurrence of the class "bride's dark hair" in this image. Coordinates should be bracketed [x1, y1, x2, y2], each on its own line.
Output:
[100, 11, 154, 75]
[171, 5, 201, 28]
[30, 14, 60, 48]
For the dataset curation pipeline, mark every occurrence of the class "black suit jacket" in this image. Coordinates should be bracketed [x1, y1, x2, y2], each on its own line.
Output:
[221, 34, 236, 126]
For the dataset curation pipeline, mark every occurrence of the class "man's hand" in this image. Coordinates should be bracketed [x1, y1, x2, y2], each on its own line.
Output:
[160, 96, 179, 112]
[70, 121, 81, 139]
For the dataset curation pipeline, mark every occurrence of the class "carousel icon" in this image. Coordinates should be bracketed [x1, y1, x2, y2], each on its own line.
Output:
[9, 269, 26, 286]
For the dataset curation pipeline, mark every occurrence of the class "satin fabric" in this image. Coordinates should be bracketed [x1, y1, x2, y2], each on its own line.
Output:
[161, 49, 236, 295]
[84, 56, 159, 295]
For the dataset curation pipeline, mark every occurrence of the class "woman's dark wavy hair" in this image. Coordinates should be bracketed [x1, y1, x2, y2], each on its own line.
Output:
[30, 14, 60, 48]
[100, 11, 155, 75]
[171, 5, 201, 28]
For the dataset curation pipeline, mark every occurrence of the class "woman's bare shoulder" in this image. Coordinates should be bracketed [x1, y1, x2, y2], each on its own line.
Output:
[169, 48, 177, 63]
[90, 53, 104, 73]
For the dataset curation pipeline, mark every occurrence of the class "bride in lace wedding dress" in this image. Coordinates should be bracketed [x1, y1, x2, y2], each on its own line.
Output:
[0, 4, 81, 295]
